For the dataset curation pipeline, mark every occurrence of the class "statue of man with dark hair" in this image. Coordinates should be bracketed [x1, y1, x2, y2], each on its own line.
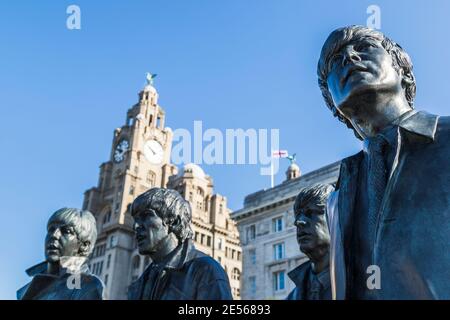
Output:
[17, 208, 104, 300]
[286, 184, 333, 300]
[318, 25, 450, 299]
[128, 187, 233, 300]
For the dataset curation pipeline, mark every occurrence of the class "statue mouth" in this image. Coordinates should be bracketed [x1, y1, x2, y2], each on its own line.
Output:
[46, 243, 60, 253]
[341, 64, 368, 87]
[297, 233, 312, 241]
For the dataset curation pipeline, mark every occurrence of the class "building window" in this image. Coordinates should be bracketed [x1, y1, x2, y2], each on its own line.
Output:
[104, 274, 109, 286]
[201, 234, 205, 245]
[249, 276, 256, 295]
[231, 268, 241, 281]
[273, 243, 285, 261]
[94, 261, 104, 276]
[217, 238, 223, 250]
[249, 249, 256, 265]
[246, 225, 256, 242]
[109, 236, 116, 248]
[273, 271, 286, 292]
[146, 171, 156, 186]
[272, 217, 284, 233]
[129, 185, 135, 195]
[218, 256, 222, 263]
[219, 203, 223, 214]
[106, 254, 111, 269]
[207, 236, 211, 247]
[103, 211, 111, 225]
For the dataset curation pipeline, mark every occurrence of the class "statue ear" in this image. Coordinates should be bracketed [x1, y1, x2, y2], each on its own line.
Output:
[168, 216, 182, 235]
[78, 240, 91, 256]
[400, 68, 414, 88]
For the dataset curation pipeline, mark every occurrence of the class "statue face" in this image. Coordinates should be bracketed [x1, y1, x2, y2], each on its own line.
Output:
[45, 220, 82, 263]
[294, 202, 330, 254]
[326, 38, 403, 120]
[133, 208, 170, 255]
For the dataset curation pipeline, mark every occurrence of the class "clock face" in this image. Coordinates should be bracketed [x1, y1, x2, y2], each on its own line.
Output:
[144, 140, 164, 164]
[114, 139, 129, 163]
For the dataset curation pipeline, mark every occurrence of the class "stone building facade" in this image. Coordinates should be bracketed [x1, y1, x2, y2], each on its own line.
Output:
[230, 161, 340, 299]
[82, 80, 241, 299]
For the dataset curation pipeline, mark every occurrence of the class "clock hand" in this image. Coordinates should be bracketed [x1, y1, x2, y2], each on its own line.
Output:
[148, 145, 156, 155]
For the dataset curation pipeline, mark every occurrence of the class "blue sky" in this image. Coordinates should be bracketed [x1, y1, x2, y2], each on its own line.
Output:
[1, 0, 449, 299]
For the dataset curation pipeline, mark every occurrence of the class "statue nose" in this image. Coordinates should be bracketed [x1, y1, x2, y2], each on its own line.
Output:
[342, 46, 361, 65]
[50, 228, 62, 239]
[295, 220, 307, 227]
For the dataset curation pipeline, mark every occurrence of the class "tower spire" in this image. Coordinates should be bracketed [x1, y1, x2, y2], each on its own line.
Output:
[145, 72, 157, 86]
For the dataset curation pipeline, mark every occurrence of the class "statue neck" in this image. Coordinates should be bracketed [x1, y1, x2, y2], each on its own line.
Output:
[343, 90, 412, 139]
[149, 233, 179, 264]
[46, 261, 60, 276]
[307, 246, 329, 274]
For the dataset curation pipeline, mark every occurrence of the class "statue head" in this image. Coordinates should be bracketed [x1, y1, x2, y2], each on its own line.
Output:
[317, 25, 416, 139]
[45, 208, 97, 263]
[293, 184, 333, 258]
[131, 188, 193, 256]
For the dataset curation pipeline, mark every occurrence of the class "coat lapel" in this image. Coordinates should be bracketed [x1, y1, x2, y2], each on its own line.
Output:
[335, 151, 363, 298]
[338, 152, 362, 255]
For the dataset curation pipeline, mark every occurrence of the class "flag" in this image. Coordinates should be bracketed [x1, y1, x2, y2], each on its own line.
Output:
[272, 150, 289, 158]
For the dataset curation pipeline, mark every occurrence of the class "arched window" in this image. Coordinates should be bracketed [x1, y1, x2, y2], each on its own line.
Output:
[101, 207, 112, 230]
[103, 211, 111, 224]
[232, 268, 241, 281]
[146, 171, 156, 186]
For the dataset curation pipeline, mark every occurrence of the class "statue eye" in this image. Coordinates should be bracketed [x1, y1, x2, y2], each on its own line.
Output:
[62, 226, 75, 235]
[354, 42, 374, 52]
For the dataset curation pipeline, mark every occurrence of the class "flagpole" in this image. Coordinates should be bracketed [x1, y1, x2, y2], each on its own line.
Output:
[270, 153, 274, 188]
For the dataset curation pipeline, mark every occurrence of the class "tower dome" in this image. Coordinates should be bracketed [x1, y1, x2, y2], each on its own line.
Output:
[178, 163, 206, 180]
[286, 162, 301, 181]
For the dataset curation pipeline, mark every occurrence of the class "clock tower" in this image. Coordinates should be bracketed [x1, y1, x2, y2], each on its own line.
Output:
[82, 75, 177, 299]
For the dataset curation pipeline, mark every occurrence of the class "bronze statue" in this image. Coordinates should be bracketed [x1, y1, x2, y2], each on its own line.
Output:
[318, 25, 450, 299]
[17, 208, 104, 300]
[128, 187, 233, 300]
[286, 184, 333, 300]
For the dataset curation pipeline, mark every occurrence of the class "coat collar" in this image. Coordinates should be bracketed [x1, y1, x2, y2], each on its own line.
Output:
[395, 110, 439, 141]
[25, 257, 90, 277]
[128, 239, 203, 300]
[288, 260, 312, 288]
